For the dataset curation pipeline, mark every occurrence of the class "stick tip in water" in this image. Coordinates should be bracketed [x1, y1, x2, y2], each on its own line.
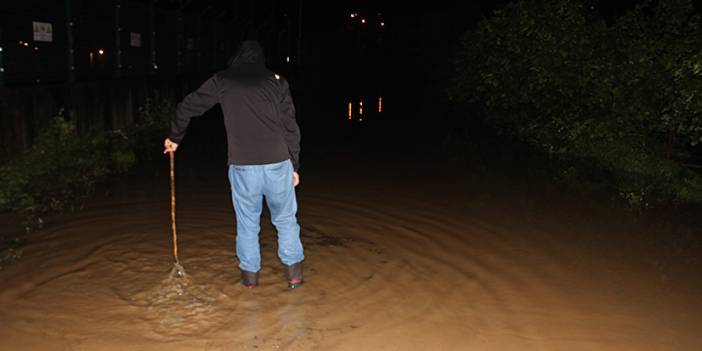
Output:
[170, 262, 187, 278]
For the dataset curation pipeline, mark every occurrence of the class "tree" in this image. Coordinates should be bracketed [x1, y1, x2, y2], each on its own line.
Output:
[450, 0, 702, 203]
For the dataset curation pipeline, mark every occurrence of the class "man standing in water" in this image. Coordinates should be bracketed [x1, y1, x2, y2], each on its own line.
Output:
[163, 40, 304, 289]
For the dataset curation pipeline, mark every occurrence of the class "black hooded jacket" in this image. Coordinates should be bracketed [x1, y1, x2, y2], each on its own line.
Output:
[169, 40, 301, 171]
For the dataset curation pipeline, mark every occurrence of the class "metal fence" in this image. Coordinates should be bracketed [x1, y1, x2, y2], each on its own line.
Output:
[0, 0, 299, 87]
[0, 76, 199, 161]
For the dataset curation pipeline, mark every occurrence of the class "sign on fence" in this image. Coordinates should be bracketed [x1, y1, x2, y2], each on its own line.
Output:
[33, 22, 53, 42]
[130, 32, 141, 47]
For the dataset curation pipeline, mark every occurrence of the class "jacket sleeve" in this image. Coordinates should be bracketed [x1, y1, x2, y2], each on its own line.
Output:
[278, 77, 301, 171]
[169, 76, 219, 144]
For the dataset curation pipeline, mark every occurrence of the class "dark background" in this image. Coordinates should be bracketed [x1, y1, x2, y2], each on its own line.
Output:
[0, 0, 693, 164]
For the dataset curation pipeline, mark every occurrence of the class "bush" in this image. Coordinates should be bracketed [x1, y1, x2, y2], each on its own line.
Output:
[449, 0, 702, 204]
[0, 95, 172, 269]
[0, 94, 173, 225]
[0, 236, 23, 270]
[130, 96, 173, 161]
[0, 111, 135, 225]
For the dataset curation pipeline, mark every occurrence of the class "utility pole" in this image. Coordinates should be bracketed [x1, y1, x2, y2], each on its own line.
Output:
[115, 0, 122, 77]
[66, 0, 75, 82]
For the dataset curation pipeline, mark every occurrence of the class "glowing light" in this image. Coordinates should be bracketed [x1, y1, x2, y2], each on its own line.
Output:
[380, 22, 385, 27]
[350, 12, 358, 18]
[98, 49, 104, 55]
[286, 56, 290, 63]
[34, 46, 39, 51]
[348, 102, 353, 120]
[24, 42, 29, 47]
[378, 97, 383, 113]
[359, 100, 364, 115]
[361, 18, 366, 24]
[0, 47, 3, 52]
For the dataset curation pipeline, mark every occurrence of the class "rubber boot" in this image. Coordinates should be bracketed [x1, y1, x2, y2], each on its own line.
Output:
[241, 270, 258, 289]
[285, 262, 304, 289]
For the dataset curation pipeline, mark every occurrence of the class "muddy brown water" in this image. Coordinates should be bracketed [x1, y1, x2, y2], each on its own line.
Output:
[1, 155, 701, 351]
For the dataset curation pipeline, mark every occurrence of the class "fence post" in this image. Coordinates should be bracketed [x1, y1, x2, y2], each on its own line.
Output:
[115, 0, 122, 78]
[150, 0, 156, 74]
[66, 0, 75, 82]
[196, 14, 202, 71]
[0, 29, 4, 88]
[213, 18, 218, 70]
[197, 6, 212, 72]
[177, 0, 184, 74]
[298, 0, 303, 66]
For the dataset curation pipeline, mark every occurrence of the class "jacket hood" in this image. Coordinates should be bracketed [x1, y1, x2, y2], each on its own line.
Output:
[228, 40, 265, 67]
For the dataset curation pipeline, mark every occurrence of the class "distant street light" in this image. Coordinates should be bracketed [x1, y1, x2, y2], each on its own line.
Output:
[361, 18, 366, 24]
[98, 49, 105, 55]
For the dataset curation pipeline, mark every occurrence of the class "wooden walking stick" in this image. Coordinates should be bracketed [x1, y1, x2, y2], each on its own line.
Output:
[169, 151, 185, 277]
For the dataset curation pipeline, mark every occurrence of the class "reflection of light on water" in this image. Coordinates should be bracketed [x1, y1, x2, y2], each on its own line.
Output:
[346, 97, 382, 122]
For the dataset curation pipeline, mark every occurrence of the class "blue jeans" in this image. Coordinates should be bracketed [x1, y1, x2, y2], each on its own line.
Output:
[228, 160, 304, 272]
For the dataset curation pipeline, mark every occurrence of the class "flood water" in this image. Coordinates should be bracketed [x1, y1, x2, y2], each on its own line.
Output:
[2, 54, 702, 350]
[1, 119, 701, 351]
